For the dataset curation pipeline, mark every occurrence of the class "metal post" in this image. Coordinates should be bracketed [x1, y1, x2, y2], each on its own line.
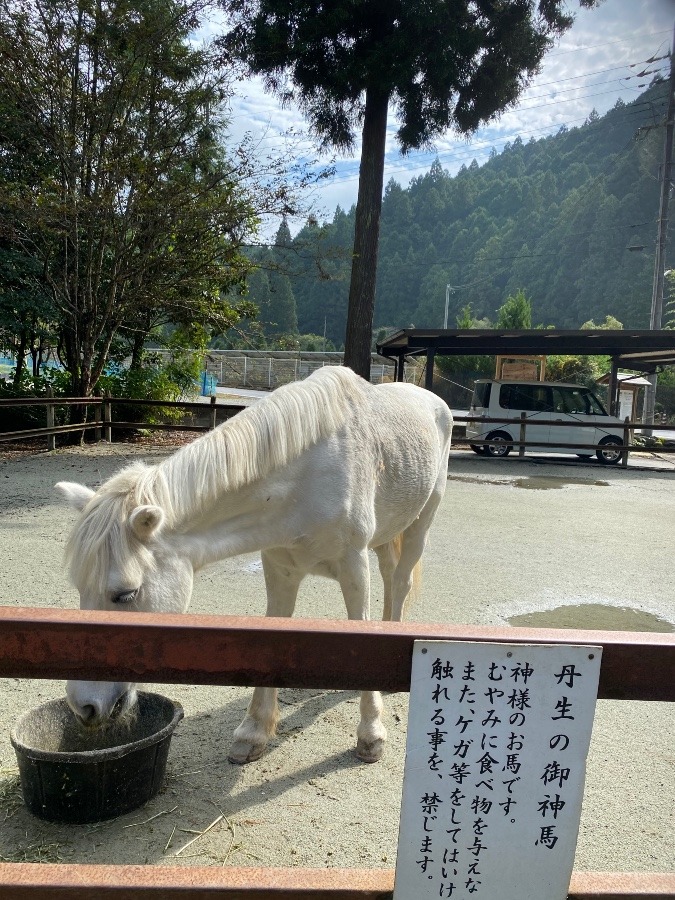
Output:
[45, 385, 55, 451]
[608, 359, 619, 417]
[209, 395, 217, 431]
[425, 349, 435, 390]
[622, 417, 630, 469]
[519, 413, 526, 458]
[644, 22, 675, 431]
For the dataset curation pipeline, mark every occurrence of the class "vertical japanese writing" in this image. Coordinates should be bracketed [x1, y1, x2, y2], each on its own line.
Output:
[396, 642, 601, 900]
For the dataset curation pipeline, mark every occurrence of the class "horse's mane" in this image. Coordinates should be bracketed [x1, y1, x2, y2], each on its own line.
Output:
[64, 367, 369, 590]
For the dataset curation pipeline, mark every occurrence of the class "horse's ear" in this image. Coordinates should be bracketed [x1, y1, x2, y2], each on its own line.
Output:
[129, 505, 165, 541]
[55, 481, 96, 511]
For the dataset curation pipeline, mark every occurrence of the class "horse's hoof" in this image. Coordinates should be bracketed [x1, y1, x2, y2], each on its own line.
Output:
[228, 740, 267, 764]
[356, 737, 385, 763]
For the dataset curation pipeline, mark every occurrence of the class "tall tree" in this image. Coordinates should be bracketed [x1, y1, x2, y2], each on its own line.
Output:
[0, 0, 260, 396]
[266, 218, 298, 336]
[219, 0, 598, 378]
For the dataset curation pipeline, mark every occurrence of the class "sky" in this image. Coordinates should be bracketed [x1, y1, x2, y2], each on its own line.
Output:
[210, 0, 675, 233]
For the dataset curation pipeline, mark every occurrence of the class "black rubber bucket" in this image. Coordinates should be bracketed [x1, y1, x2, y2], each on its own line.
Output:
[10, 691, 183, 824]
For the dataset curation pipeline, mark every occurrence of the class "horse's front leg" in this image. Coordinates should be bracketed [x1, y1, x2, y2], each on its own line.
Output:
[338, 548, 387, 764]
[229, 551, 302, 764]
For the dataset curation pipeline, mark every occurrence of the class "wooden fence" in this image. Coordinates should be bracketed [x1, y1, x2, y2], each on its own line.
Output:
[0, 396, 244, 447]
[3, 397, 675, 464]
[0, 609, 673, 898]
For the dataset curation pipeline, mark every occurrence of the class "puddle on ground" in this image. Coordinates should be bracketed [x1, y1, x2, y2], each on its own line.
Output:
[509, 604, 674, 632]
[448, 475, 609, 490]
[513, 477, 610, 490]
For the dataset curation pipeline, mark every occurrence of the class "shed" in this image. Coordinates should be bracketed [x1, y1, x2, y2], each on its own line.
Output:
[596, 372, 652, 423]
[376, 328, 675, 417]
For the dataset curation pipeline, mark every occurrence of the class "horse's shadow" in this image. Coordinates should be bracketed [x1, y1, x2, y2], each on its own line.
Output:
[154, 686, 369, 861]
[169, 685, 363, 784]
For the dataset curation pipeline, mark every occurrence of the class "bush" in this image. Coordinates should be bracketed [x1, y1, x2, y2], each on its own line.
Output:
[97, 353, 200, 427]
[0, 369, 70, 432]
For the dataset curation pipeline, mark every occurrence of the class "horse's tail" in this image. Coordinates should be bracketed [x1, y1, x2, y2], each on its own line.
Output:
[384, 533, 422, 622]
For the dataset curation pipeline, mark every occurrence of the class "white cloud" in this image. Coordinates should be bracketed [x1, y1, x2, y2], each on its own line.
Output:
[214, 0, 674, 229]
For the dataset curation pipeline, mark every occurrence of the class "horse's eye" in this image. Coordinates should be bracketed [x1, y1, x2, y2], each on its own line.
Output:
[112, 589, 138, 605]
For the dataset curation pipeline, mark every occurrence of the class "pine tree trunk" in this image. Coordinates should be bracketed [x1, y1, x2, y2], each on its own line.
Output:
[343, 87, 389, 380]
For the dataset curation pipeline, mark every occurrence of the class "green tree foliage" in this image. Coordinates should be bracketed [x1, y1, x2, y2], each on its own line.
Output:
[496, 289, 532, 328]
[279, 83, 669, 344]
[0, 244, 56, 379]
[436, 304, 493, 381]
[264, 219, 299, 337]
[219, 0, 598, 379]
[0, 0, 260, 396]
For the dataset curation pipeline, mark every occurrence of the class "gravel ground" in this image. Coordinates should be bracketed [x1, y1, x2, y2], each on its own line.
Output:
[0, 438, 673, 874]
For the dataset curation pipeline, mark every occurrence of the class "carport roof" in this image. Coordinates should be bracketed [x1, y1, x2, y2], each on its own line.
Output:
[376, 328, 675, 371]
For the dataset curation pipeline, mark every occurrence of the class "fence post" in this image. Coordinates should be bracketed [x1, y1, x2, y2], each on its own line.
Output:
[210, 395, 217, 431]
[268, 358, 272, 389]
[45, 386, 56, 451]
[519, 412, 526, 458]
[622, 417, 630, 468]
[104, 394, 112, 443]
[93, 400, 102, 443]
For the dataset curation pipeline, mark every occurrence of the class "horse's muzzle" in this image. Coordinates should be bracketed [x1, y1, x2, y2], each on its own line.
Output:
[66, 680, 137, 727]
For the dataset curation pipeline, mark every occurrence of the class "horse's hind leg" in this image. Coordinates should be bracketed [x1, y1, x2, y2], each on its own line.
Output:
[337, 547, 387, 763]
[229, 551, 302, 764]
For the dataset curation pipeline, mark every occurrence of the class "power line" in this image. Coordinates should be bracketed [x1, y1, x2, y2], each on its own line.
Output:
[321, 92, 670, 187]
[524, 57, 669, 92]
[546, 29, 672, 59]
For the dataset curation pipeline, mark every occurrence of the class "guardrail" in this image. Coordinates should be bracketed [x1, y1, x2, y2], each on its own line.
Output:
[0, 609, 673, 898]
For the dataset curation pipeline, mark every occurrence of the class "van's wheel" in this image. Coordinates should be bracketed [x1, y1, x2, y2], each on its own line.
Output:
[484, 431, 512, 458]
[596, 436, 623, 465]
[470, 444, 488, 456]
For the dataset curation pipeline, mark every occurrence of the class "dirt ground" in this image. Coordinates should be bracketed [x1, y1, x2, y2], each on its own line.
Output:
[0, 437, 673, 874]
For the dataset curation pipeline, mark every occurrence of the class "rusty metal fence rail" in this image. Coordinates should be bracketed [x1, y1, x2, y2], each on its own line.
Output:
[0, 608, 673, 898]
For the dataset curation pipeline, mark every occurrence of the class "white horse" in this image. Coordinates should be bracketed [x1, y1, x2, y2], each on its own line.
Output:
[56, 366, 452, 763]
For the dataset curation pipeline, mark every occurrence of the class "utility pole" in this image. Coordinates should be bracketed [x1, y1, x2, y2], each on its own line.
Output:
[644, 21, 675, 431]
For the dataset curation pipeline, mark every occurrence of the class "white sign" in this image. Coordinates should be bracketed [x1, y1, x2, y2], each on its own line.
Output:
[618, 390, 633, 422]
[394, 642, 602, 900]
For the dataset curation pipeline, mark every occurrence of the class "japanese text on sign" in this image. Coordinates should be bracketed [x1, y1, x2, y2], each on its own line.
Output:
[394, 642, 601, 900]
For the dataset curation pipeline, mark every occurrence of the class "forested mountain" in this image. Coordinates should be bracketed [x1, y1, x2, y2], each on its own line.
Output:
[244, 80, 673, 348]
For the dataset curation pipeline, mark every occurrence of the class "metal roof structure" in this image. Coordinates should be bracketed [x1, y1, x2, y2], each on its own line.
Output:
[376, 328, 675, 415]
[376, 328, 675, 370]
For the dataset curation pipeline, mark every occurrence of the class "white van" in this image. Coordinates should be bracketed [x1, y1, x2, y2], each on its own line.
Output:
[465, 380, 626, 464]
